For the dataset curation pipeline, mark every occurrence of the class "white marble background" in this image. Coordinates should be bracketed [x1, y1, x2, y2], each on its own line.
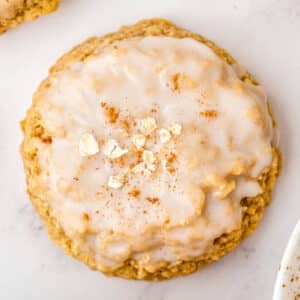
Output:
[0, 0, 299, 299]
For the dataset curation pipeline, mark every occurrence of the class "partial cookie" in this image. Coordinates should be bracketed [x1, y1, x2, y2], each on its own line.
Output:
[21, 19, 281, 280]
[0, 0, 59, 34]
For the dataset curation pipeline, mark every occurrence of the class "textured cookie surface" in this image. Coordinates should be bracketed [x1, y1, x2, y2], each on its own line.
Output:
[21, 19, 281, 280]
[0, 0, 59, 34]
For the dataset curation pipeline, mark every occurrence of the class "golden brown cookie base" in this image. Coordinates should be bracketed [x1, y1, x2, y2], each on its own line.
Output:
[20, 18, 282, 280]
[0, 0, 59, 34]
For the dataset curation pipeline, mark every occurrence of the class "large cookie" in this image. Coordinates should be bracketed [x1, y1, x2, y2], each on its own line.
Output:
[20, 19, 281, 280]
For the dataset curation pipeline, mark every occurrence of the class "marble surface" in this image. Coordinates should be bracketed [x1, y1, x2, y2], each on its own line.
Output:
[0, 0, 299, 299]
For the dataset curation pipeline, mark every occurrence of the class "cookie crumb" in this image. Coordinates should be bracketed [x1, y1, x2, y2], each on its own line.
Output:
[79, 132, 99, 156]
[137, 117, 157, 135]
[159, 129, 171, 144]
[103, 139, 128, 159]
[132, 134, 146, 149]
[108, 174, 126, 189]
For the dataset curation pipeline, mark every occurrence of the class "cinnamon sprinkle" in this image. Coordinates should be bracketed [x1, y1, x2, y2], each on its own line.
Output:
[171, 73, 180, 92]
[82, 213, 90, 221]
[199, 109, 218, 119]
[121, 119, 130, 131]
[128, 189, 141, 197]
[41, 136, 52, 144]
[146, 197, 159, 204]
[101, 102, 119, 123]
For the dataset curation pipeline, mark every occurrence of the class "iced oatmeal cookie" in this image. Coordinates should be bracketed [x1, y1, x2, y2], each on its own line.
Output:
[20, 19, 281, 280]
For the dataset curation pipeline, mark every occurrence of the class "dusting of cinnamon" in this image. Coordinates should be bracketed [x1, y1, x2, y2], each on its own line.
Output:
[121, 118, 130, 131]
[129, 151, 144, 169]
[128, 189, 141, 198]
[200, 109, 218, 119]
[171, 72, 198, 92]
[135, 150, 143, 164]
[167, 152, 177, 164]
[146, 197, 159, 204]
[41, 135, 52, 144]
[114, 156, 126, 167]
[73, 177, 79, 181]
[101, 102, 119, 123]
[171, 73, 180, 92]
[167, 166, 176, 174]
[164, 152, 177, 173]
[82, 213, 90, 221]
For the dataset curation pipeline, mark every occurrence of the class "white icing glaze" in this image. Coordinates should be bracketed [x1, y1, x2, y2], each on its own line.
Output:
[35, 36, 274, 270]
